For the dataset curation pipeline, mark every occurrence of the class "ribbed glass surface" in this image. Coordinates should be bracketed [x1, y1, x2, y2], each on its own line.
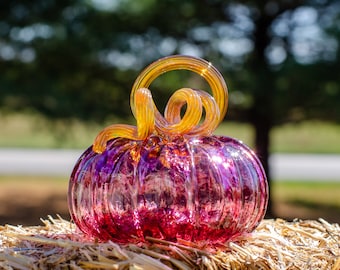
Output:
[68, 135, 268, 245]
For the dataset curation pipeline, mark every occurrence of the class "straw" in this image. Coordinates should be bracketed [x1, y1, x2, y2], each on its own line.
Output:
[0, 215, 339, 269]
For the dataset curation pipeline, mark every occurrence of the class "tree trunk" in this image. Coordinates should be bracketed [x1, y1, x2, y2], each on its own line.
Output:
[253, 114, 274, 217]
[249, 63, 275, 217]
[249, 7, 276, 218]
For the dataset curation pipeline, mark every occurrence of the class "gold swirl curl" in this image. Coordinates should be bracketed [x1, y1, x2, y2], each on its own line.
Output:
[93, 55, 228, 154]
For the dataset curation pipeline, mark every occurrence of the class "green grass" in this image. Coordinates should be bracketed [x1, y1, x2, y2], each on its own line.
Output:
[271, 122, 340, 153]
[1, 112, 340, 153]
[272, 181, 340, 222]
[215, 122, 254, 146]
[0, 175, 67, 183]
[0, 175, 68, 192]
[0, 112, 102, 149]
[215, 120, 340, 153]
[273, 181, 340, 206]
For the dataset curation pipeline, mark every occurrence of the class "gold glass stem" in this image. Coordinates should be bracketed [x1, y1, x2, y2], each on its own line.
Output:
[93, 55, 229, 153]
[131, 55, 228, 124]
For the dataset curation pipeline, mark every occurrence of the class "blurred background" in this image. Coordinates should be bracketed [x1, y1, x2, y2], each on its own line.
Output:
[0, 0, 339, 225]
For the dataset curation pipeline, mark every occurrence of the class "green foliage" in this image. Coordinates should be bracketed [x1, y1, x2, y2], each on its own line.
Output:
[1, 0, 339, 123]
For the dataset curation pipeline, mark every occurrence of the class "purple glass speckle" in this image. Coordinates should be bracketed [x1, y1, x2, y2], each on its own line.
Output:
[68, 135, 268, 245]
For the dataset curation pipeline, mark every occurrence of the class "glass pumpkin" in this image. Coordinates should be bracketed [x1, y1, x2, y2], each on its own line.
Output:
[68, 55, 268, 245]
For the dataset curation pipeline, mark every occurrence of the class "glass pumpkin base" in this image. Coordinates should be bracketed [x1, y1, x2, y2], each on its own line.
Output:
[68, 135, 268, 245]
[79, 208, 242, 244]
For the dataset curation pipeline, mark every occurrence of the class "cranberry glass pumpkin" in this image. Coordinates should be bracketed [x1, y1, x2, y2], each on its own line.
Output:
[68, 55, 268, 245]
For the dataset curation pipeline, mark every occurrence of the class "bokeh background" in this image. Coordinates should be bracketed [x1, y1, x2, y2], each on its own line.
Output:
[0, 0, 339, 225]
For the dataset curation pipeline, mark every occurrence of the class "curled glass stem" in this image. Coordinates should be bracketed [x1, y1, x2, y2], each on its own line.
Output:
[93, 88, 155, 153]
[93, 124, 138, 153]
[93, 55, 229, 153]
[161, 88, 202, 134]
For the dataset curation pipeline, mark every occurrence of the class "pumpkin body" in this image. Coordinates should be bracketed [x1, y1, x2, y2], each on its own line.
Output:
[68, 134, 268, 244]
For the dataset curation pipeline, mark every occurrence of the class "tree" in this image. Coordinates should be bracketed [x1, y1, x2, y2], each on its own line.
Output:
[1, 0, 340, 216]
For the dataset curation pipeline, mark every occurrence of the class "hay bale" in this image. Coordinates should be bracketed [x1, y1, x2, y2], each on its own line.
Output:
[0, 216, 339, 269]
